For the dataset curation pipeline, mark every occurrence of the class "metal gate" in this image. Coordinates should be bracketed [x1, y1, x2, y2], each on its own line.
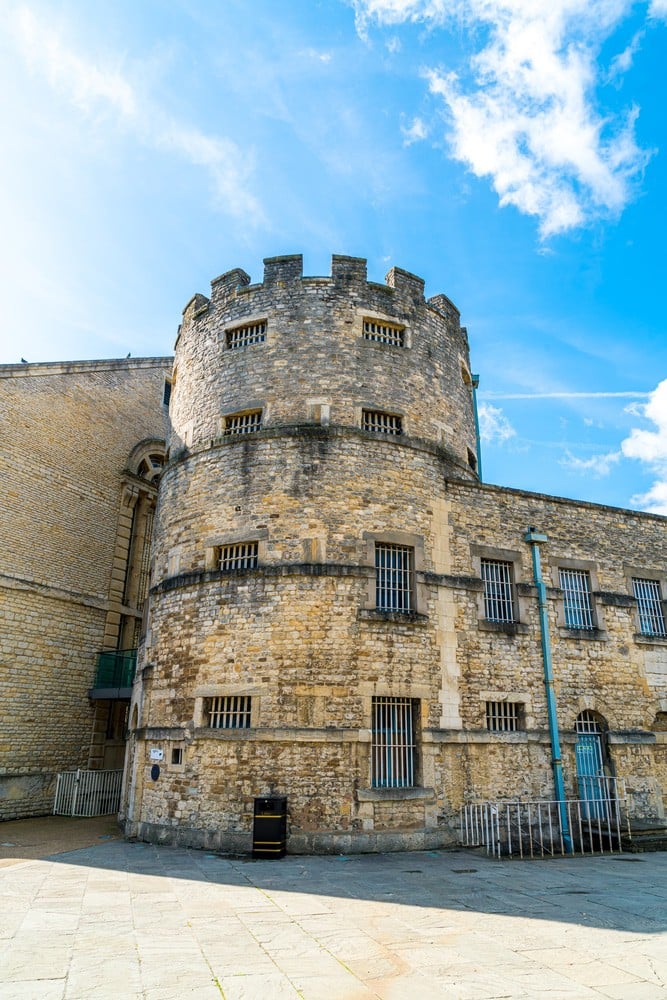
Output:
[53, 769, 123, 817]
[575, 711, 608, 821]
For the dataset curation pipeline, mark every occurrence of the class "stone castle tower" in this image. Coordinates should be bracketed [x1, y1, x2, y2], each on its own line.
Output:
[124, 254, 481, 851]
[123, 252, 667, 852]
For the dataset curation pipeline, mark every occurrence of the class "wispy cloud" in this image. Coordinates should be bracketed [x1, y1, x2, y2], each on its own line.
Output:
[10, 5, 263, 223]
[353, 0, 659, 236]
[401, 116, 428, 144]
[561, 449, 621, 476]
[481, 390, 649, 400]
[478, 403, 516, 445]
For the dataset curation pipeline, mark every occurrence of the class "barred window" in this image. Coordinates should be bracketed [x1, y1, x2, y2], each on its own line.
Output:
[481, 559, 514, 622]
[575, 709, 602, 734]
[486, 701, 522, 732]
[226, 322, 267, 349]
[223, 410, 262, 435]
[559, 568, 595, 629]
[206, 695, 252, 729]
[363, 319, 405, 347]
[372, 696, 418, 788]
[632, 578, 666, 636]
[362, 410, 402, 435]
[217, 541, 258, 571]
[375, 543, 413, 612]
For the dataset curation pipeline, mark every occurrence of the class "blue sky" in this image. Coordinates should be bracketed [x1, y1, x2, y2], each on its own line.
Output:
[1, 0, 667, 513]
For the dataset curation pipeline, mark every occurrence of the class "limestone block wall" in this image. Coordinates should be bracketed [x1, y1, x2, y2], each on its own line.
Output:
[444, 479, 667, 817]
[0, 358, 171, 819]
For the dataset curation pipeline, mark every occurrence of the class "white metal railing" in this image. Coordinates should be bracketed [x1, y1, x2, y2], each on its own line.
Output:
[460, 778, 629, 858]
[54, 769, 123, 817]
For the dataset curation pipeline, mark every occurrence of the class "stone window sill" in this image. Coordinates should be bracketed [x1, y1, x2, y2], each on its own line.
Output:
[356, 786, 435, 802]
[558, 627, 607, 641]
[633, 633, 667, 646]
[357, 609, 429, 625]
[478, 620, 529, 636]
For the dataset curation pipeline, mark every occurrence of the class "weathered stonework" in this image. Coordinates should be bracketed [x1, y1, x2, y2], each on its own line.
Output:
[122, 255, 667, 853]
[0, 358, 170, 819]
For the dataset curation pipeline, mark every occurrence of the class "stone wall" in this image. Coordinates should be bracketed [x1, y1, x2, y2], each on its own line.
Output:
[0, 358, 171, 819]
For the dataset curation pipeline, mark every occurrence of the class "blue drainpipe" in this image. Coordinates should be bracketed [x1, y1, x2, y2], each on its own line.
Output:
[524, 528, 572, 853]
[471, 374, 483, 481]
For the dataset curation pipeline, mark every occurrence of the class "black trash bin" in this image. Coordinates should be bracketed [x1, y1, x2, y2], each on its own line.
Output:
[252, 795, 287, 859]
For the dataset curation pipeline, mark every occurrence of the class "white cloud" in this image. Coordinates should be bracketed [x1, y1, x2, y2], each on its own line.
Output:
[608, 30, 645, 79]
[621, 379, 667, 513]
[561, 449, 621, 476]
[478, 403, 516, 444]
[401, 116, 428, 144]
[649, 0, 667, 19]
[353, 0, 657, 236]
[10, 6, 263, 224]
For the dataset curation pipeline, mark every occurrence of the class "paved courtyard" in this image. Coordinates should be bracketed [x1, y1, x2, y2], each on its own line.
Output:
[0, 822, 666, 999]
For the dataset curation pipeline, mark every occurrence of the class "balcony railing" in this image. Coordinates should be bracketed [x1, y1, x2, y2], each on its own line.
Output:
[93, 649, 137, 692]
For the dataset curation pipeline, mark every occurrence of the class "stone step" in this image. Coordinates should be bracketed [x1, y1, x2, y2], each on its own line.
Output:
[622, 822, 667, 852]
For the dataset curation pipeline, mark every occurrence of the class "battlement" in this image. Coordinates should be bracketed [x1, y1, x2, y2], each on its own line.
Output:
[183, 254, 459, 318]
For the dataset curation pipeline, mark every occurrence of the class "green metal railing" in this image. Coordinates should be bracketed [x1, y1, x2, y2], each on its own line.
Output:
[94, 649, 137, 689]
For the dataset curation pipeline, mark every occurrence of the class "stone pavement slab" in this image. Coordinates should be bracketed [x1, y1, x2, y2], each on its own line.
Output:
[0, 836, 666, 999]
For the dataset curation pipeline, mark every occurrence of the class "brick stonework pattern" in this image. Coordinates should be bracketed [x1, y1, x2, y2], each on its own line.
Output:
[0, 358, 171, 819]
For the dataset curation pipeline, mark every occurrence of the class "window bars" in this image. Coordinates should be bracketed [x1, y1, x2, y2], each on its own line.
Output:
[486, 701, 522, 732]
[207, 695, 252, 729]
[223, 410, 262, 436]
[481, 559, 514, 622]
[632, 577, 666, 636]
[226, 322, 267, 349]
[217, 541, 258, 571]
[559, 568, 595, 629]
[363, 319, 405, 347]
[375, 543, 413, 612]
[575, 710, 602, 734]
[362, 410, 402, 435]
[372, 696, 417, 788]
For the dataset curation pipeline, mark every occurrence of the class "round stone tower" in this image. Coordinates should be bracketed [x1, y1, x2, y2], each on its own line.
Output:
[125, 254, 479, 853]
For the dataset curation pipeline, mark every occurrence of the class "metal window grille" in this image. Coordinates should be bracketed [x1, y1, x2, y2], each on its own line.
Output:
[217, 541, 258, 571]
[363, 319, 405, 347]
[372, 696, 417, 787]
[559, 568, 595, 629]
[632, 577, 666, 636]
[481, 559, 514, 622]
[226, 322, 267, 349]
[486, 701, 522, 732]
[207, 695, 252, 729]
[575, 710, 602, 734]
[375, 543, 413, 612]
[224, 410, 262, 435]
[362, 410, 402, 435]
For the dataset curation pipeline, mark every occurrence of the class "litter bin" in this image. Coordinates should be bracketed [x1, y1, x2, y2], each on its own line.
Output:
[252, 795, 287, 859]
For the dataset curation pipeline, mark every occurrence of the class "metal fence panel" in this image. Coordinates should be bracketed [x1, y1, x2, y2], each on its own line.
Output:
[54, 769, 123, 817]
[460, 780, 628, 858]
